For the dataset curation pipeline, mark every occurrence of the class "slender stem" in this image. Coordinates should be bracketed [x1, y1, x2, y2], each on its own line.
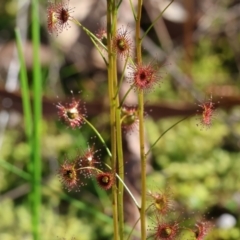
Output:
[107, 1, 119, 239]
[139, 91, 147, 240]
[59, 191, 112, 223]
[135, 1, 147, 239]
[114, 56, 129, 99]
[146, 116, 189, 156]
[116, 173, 140, 209]
[126, 201, 153, 240]
[129, 0, 137, 21]
[126, 216, 141, 240]
[104, 163, 140, 209]
[117, 0, 123, 9]
[83, 117, 112, 158]
[116, 106, 125, 240]
[119, 85, 134, 108]
[70, 18, 108, 66]
[71, 18, 108, 51]
[90, 36, 108, 66]
[110, 3, 125, 239]
[31, 0, 42, 239]
[141, 0, 174, 41]
[118, 56, 135, 107]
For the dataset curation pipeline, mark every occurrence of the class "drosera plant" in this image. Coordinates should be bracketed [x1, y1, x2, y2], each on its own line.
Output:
[127, 61, 164, 92]
[149, 216, 180, 240]
[193, 221, 213, 240]
[58, 144, 109, 192]
[112, 26, 133, 59]
[196, 94, 220, 130]
[56, 93, 87, 129]
[47, 0, 75, 35]
[46, 0, 217, 239]
[147, 188, 173, 216]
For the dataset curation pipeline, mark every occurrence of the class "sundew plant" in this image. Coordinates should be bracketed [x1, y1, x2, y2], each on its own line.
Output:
[12, 0, 236, 239]
[46, 0, 215, 239]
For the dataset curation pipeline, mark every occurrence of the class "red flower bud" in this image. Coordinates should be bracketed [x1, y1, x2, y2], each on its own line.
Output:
[96, 172, 115, 190]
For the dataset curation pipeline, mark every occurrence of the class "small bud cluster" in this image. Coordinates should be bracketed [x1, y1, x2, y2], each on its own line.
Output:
[58, 146, 115, 192]
[96, 28, 108, 48]
[55, 92, 116, 192]
[97, 25, 164, 93]
[147, 188, 212, 239]
[149, 216, 212, 240]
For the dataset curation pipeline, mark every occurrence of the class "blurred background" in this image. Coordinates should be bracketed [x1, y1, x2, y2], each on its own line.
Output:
[0, 0, 240, 239]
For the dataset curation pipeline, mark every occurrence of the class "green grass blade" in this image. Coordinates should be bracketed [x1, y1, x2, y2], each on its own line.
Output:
[15, 28, 32, 140]
[0, 159, 31, 181]
[31, 0, 42, 239]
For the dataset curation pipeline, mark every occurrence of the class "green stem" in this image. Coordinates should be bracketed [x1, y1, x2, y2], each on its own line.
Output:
[90, 36, 108, 66]
[146, 116, 189, 156]
[31, 0, 42, 239]
[110, 3, 125, 238]
[117, 0, 123, 9]
[116, 173, 140, 209]
[126, 216, 141, 240]
[129, 0, 137, 21]
[71, 18, 108, 51]
[70, 18, 108, 66]
[138, 91, 146, 240]
[119, 85, 134, 108]
[83, 117, 112, 158]
[111, 3, 125, 238]
[135, 1, 146, 239]
[59, 191, 112, 223]
[114, 56, 129, 99]
[126, 203, 152, 240]
[116, 106, 125, 240]
[107, 1, 119, 239]
[141, 0, 174, 41]
[104, 163, 140, 209]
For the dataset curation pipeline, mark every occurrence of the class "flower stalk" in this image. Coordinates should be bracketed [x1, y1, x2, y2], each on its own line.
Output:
[106, 1, 119, 239]
[135, 0, 147, 239]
